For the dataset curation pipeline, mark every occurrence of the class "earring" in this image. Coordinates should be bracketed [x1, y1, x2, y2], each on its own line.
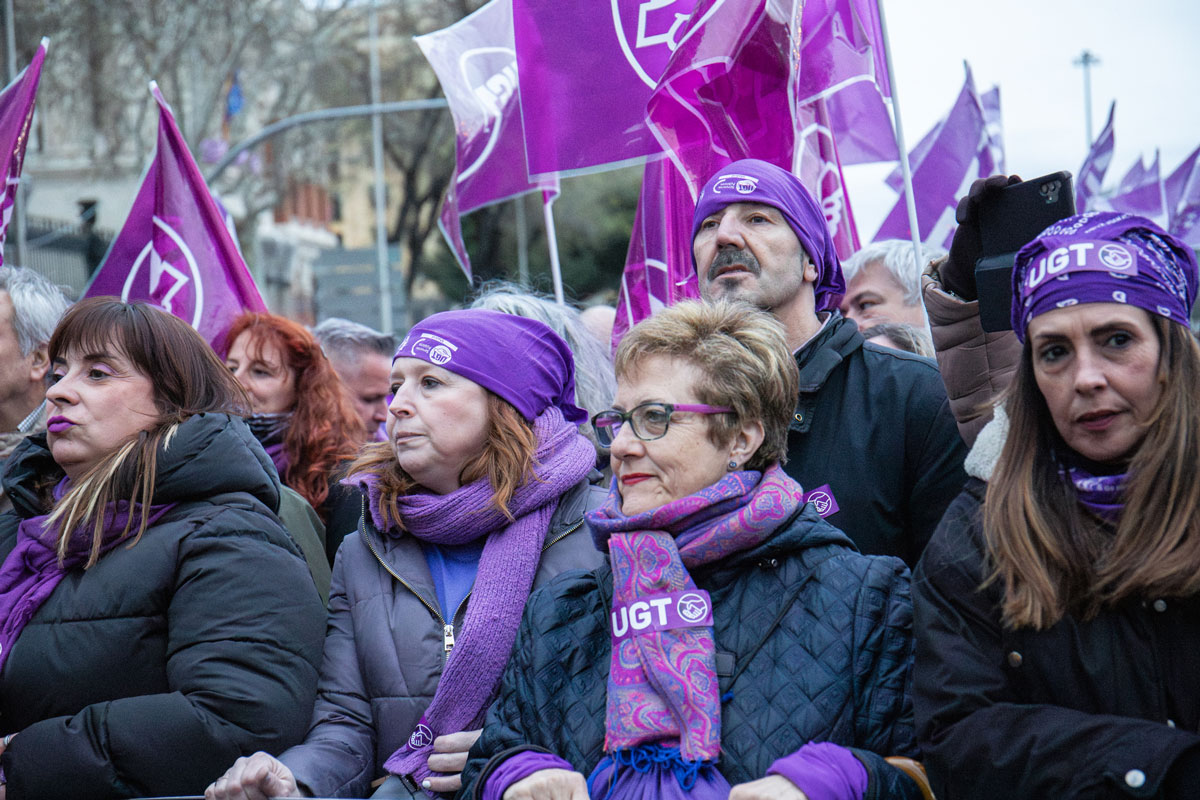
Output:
[727, 460, 739, 471]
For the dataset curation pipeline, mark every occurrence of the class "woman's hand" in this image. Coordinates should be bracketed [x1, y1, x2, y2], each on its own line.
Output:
[729, 775, 810, 800]
[423, 729, 483, 794]
[503, 768, 589, 799]
[205, 752, 303, 800]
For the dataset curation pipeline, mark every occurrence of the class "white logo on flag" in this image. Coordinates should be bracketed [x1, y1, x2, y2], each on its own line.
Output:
[457, 47, 519, 184]
[122, 216, 204, 328]
[611, 0, 701, 90]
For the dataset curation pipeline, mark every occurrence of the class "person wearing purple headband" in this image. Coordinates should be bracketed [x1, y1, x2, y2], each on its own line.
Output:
[691, 158, 966, 567]
[913, 212, 1200, 799]
[208, 308, 605, 800]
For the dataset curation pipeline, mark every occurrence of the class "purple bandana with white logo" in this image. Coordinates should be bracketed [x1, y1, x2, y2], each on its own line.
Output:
[692, 159, 846, 311]
[1011, 211, 1198, 341]
[393, 308, 587, 424]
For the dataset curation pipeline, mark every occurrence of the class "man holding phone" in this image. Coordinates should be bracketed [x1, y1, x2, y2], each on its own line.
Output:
[692, 158, 967, 567]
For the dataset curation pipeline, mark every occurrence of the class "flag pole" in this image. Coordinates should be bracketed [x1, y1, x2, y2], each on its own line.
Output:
[875, 0, 925, 272]
[542, 192, 565, 304]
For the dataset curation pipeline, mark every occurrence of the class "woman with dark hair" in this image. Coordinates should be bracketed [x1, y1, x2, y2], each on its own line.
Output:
[208, 308, 605, 799]
[460, 301, 922, 800]
[914, 212, 1200, 798]
[223, 311, 363, 528]
[0, 299, 325, 799]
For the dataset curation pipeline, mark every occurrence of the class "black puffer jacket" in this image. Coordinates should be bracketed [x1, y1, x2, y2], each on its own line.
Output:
[461, 503, 921, 799]
[0, 414, 327, 800]
[914, 479, 1200, 799]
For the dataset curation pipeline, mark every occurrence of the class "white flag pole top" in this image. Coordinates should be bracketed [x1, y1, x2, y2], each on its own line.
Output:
[543, 194, 565, 305]
[875, 0, 927, 272]
[39, 37, 49, 51]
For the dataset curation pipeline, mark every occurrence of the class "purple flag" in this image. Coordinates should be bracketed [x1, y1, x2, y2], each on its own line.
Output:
[0, 39, 47, 265]
[1107, 151, 1168, 228]
[612, 158, 700, 350]
[795, 97, 861, 261]
[85, 84, 266, 347]
[1170, 151, 1200, 247]
[417, 0, 558, 277]
[1164, 145, 1199, 227]
[873, 63, 997, 250]
[513, 0, 695, 177]
[885, 84, 1003, 193]
[1075, 102, 1115, 213]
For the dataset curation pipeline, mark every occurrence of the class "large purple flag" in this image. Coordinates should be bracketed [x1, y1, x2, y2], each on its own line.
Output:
[417, 0, 557, 278]
[884, 84, 1003, 194]
[0, 39, 47, 265]
[873, 64, 997, 249]
[1075, 102, 1115, 214]
[86, 85, 265, 346]
[513, 0, 695, 177]
[1107, 151, 1168, 228]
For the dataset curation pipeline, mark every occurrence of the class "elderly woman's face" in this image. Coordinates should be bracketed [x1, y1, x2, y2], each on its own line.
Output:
[1026, 303, 1162, 465]
[609, 355, 756, 515]
[387, 357, 491, 494]
[224, 332, 298, 415]
[45, 345, 159, 481]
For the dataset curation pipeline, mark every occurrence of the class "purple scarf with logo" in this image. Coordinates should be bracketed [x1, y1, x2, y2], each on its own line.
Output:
[360, 407, 595, 787]
[1060, 465, 1126, 523]
[0, 483, 175, 673]
[584, 465, 804, 797]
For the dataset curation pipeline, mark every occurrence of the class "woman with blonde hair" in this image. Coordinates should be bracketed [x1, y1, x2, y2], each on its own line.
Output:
[914, 212, 1200, 798]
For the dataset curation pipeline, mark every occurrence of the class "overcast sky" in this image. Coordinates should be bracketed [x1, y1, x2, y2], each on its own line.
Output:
[845, 0, 1200, 237]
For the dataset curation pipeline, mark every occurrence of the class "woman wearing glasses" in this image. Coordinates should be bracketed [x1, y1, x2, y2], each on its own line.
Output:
[461, 301, 923, 800]
[207, 309, 604, 799]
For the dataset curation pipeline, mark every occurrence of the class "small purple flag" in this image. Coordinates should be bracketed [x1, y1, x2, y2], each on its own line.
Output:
[873, 63, 997, 250]
[884, 85, 1003, 195]
[0, 38, 47, 265]
[1170, 154, 1200, 248]
[417, 0, 558, 278]
[1075, 102, 1115, 214]
[1107, 151, 1169, 228]
[513, 0, 694, 177]
[85, 84, 266, 347]
[1165, 145, 1199, 226]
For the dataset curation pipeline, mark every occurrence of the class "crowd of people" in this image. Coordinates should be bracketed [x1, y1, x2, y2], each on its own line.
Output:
[0, 158, 1195, 800]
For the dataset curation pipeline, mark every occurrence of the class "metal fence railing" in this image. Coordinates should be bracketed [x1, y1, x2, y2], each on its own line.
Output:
[4, 216, 114, 298]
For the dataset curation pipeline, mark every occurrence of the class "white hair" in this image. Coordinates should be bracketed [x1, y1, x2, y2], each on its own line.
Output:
[311, 317, 394, 363]
[842, 240, 946, 306]
[0, 266, 71, 356]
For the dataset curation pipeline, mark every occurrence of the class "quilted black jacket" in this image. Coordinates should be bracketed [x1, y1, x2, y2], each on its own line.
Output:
[461, 503, 922, 799]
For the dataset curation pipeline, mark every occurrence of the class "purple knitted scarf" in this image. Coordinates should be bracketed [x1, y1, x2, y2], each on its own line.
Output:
[0, 483, 175, 673]
[584, 465, 804, 797]
[370, 407, 596, 785]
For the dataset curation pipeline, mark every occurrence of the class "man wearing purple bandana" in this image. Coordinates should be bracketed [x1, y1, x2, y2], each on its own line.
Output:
[692, 159, 966, 566]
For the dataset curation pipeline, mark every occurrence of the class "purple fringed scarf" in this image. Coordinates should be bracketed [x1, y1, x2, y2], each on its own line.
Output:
[0, 483, 175, 673]
[365, 407, 595, 787]
[584, 465, 804, 798]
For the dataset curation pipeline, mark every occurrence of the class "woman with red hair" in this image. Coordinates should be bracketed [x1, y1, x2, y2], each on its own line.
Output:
[223, 312, 363, 532]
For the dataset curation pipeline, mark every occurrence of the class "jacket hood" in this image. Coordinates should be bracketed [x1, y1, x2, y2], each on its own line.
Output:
[2, 413, 281, 518]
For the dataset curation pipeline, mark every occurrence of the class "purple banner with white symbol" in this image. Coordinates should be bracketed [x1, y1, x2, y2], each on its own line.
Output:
[800, 483, 840, 517]
[795, 98, 861, 262]
[513, 0, 696, 177]
[0, 39, 47, 264]
[85, 85, 266, 347]
[417, 0, 558, 277]
[1106, 151, 1168, 228]
[1075, 102, 1115, 214]
[874, 63, 997, 250]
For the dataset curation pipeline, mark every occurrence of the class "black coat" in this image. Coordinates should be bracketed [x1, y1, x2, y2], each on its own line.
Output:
[461, 503, 922, 800]
[786, 314, 967, 566]
[913, 479, 1200, 799]
[0, 414, 327, 800]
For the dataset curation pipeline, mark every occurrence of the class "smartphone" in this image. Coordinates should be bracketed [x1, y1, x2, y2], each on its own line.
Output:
[975, 171, 1076, 332]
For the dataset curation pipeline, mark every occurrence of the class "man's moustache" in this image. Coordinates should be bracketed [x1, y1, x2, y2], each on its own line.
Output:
[707, 251, 761, 282]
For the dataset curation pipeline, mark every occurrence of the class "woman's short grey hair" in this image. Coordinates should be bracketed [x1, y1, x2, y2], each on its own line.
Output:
[0, 266, 71, 356]
[614, 300, 798, 471]
[841, 240, 946, 306]
[311, 317, 395, 362]
[469, 281, 616, 448]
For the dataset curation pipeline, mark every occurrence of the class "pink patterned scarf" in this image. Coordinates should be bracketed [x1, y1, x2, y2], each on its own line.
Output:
[584, 464, 804, 795]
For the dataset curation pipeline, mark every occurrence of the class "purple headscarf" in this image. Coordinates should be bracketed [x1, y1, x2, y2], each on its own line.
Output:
[1012, 211, 1198, 341]
[393, 308, 587, 424]
[692, 159, 845, 311]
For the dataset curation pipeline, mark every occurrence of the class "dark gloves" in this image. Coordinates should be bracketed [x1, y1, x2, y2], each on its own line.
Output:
[942, 174, 1021, 301]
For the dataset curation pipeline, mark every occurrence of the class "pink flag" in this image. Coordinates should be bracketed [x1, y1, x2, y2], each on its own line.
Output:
[873, 64, 997, 249]
[0, 38, 47, 264]
[1107, 151, 1168, 228]
[513, 0, 695, 177]
[1075, 102, 1115, 213]
[417, 0, 558, 278]
[86, 85, 266, 347]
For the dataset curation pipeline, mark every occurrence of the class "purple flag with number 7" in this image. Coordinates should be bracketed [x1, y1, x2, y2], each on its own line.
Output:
[85, 84, 265, 347]
[0, 38, 47, 264]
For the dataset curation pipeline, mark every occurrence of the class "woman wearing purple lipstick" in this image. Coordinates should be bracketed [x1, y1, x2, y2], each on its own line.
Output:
[913, 213, 1200, 798]
[0, 298, 326, 799]
[460, 301, 923, 800]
